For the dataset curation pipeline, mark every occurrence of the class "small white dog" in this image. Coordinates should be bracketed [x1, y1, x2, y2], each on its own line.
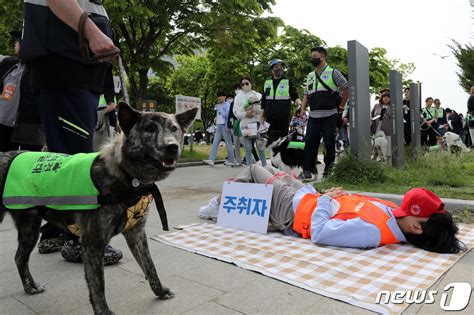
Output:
[371, 130, 388, 162]
[444, 131, 470, 153]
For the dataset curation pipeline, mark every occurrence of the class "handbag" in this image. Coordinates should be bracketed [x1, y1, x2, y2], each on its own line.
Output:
[232, 119, 241, 137]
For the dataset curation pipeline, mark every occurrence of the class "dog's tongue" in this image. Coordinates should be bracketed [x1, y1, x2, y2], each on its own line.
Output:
[162, 159, 177, 168]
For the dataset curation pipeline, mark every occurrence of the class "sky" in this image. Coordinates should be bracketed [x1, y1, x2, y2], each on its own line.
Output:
[268, 0, 473, 113]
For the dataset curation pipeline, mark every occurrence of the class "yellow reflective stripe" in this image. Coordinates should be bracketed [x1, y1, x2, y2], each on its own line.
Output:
[58, 117, 90, 136]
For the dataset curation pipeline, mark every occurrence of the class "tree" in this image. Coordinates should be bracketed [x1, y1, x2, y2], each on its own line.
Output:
[105, 0, 276, 107]
[0, 2, 23, 56]
[449, 40, 474, 92]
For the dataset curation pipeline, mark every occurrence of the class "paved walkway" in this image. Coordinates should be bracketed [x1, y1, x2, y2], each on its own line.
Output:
[0, 164, 472, 314]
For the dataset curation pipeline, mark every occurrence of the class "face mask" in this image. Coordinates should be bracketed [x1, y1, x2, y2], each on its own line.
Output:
[310, 57, 322, 67]
[242, 85, 252, 92]
[273, 69, 284, 77]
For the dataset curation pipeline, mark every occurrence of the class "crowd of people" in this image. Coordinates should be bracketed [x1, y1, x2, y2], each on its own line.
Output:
[202, 47, 349, 180]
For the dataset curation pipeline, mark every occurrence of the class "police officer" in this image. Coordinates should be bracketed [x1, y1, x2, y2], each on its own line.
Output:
[22, 0, 122, 264]
[421, 97, 438, 146]
[300, 47, 349, 179]
[433, 98, 446, 136]
[261, 59, 301, 138]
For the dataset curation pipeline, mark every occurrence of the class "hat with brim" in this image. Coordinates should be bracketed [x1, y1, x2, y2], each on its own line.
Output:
[392, 188, 446, 218]
[9, 31, 22, 41]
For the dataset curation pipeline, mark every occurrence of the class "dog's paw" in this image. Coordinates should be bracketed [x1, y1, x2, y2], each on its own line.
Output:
[156, 286, 175, 300]
[24, 282, 46, 294]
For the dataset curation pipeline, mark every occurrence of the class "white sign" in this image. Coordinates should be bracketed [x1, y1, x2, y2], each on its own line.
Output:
[176, 95, 201, 120]
[217, 182, 273, 234]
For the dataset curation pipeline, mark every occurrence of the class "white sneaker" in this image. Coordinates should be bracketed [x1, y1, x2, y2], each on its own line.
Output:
[203, 159, 214, 166]
[199, 197, 219, 220]
[224, 161, 239, 167]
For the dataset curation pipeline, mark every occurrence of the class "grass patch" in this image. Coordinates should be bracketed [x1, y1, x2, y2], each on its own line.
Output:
[316, 150, 474, 200]
[179, 144, 271, 163]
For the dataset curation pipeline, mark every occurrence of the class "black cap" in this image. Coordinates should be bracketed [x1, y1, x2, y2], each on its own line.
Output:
[9, 30, 21, 41]
[216, 91, 226, 97]
[445, 108, 452, 113]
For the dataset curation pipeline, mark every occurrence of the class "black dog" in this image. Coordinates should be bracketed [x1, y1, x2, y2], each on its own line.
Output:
[266, 131, 312, 175]
[0, 102, 198, 314]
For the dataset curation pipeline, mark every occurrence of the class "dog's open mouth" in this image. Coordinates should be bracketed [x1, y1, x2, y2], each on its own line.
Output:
[145, 155, 177, 171]
[161, 159, 177, 169]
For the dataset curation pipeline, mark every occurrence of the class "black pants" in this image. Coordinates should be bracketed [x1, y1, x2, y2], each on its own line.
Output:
[39, 88, 98, 154]
[421, 128, 437, 146]
[303, 114, 337, 173]
[0, 125, 14, 152]
[266, 114, 290, 139]
[39, 88, 99, 240]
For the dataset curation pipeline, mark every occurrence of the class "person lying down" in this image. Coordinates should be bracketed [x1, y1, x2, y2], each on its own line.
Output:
[198, 165, 465, 254]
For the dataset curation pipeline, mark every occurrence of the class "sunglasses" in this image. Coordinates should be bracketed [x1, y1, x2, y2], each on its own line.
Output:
[241, 82, 251, 86]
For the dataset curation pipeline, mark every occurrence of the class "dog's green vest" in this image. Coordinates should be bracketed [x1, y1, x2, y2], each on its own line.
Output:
[3, 152, 100, 210]
[287, 141, 305, 150]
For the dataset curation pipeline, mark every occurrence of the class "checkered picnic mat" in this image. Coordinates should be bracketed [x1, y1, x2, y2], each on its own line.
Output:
[152, 223, 474, 314]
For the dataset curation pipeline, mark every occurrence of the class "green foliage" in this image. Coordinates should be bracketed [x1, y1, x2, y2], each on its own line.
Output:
[104, 0, 277, 106]
[327, 151, 388, 185]
[0, 2, 23, 56]
[449, 40, 474, 93]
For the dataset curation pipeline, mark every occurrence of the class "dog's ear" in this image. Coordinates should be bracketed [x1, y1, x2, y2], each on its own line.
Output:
[175, 107, 198, 131]
[118, 101, 141, 135]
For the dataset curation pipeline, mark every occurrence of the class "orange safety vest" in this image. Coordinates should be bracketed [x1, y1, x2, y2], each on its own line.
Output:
[293, 193, 401, 246]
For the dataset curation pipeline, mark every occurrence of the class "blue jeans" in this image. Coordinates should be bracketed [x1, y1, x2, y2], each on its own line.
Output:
[242, 136, 266, 166]
[209, 124, 235, 161]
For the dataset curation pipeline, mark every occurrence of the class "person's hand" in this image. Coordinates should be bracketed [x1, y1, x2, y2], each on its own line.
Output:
[295, 99, 302, 106]
[84, 18, 116, 61]
[324, 187, 348, 199]
[342, 117, 349, 124]
[298, 111, 305, 119]
[426, 121, 432, 127]
[245, 108, 254, 118]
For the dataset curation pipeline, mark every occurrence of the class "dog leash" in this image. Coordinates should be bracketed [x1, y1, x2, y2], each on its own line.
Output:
[78, 12, 120, 64]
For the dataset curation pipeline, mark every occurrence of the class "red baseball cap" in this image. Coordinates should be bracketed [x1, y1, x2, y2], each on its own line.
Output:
[392, 188, 447, 218]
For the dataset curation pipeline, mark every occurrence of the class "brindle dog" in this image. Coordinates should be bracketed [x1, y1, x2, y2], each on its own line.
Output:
[0, 102, 198, 315]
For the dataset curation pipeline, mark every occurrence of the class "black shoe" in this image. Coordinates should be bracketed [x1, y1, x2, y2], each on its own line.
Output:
[61, 241, 123, 265]
[61, 239, 82, 263]
[298, 171, 313, 180]
[38, 235, 64, 254]
[104, 245, 123, 266]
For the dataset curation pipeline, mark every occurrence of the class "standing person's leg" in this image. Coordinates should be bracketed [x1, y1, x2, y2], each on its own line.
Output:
[0, 125, 14, 152]
[303, 117, 322, 175]
[321, 114, 337, 174]
[208, 125, 223, 162]
[233, 134, 242, 165]
[428, 128, 437, 146]
[421, 129, 428, 146]
[242, 137, 254, 165]
[221, 127, 235, 163]
[470, 128, 474, 147]
[256, 135, 267, 167]
[251, 139, 259, 162]
[39, 88, 98, 154]
[37, 88, 99, 254]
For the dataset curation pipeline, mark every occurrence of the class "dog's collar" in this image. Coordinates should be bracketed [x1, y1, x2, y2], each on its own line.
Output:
[102, 164, 169, 231]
